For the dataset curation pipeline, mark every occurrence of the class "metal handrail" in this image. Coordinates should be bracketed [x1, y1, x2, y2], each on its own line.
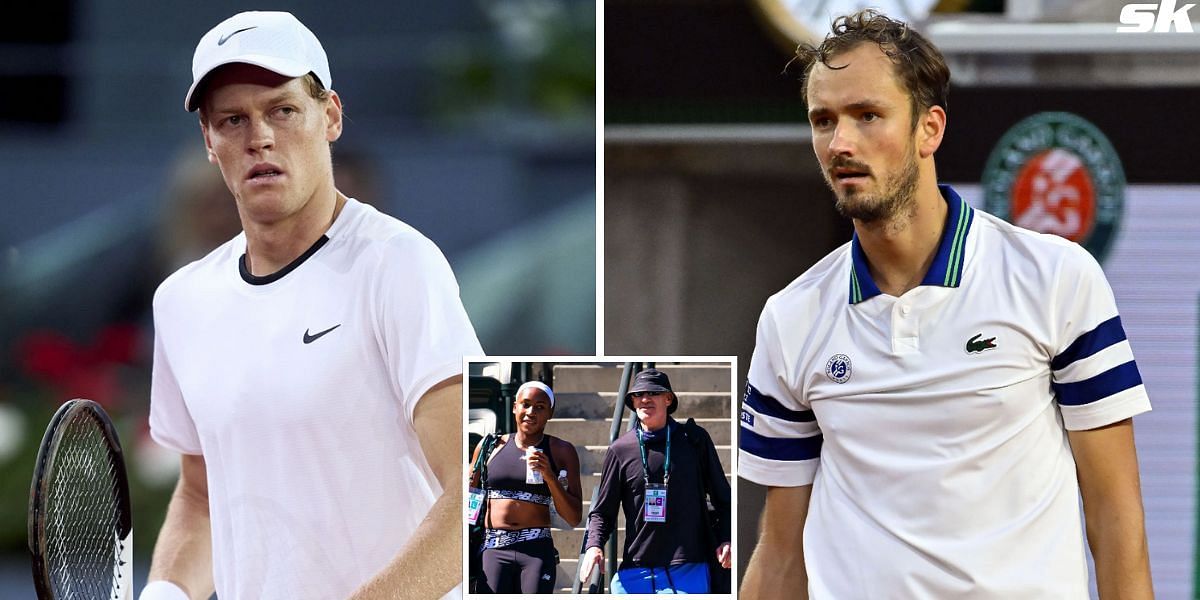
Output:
[607, 362, 641, 585]
[609, 362, 636, 441]
[571, 361, 644, 593]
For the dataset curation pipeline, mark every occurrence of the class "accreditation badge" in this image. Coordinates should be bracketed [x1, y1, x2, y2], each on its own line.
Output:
[466, 487, 485, 525]
[644, 483, 668, 523]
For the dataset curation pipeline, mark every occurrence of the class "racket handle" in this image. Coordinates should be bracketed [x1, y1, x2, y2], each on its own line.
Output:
[139, 581, 189, 600]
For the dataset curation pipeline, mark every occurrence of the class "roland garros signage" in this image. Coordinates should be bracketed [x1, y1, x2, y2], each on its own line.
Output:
[982, 112, 1126, 264]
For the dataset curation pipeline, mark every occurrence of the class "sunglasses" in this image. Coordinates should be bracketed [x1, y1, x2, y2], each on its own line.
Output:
[630, 391, 667, 398]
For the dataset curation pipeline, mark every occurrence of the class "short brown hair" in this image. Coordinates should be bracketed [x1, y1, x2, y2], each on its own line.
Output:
[199, 72, 331, 124]
[300, 73, 331, 104]
[794, 10, 950, 127]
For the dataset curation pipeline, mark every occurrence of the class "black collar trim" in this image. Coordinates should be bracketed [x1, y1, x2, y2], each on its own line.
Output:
[239, 235, 330, 285]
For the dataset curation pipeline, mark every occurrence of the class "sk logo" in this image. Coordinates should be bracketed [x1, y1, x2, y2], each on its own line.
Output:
[966, 333, 997, 354]
[1118, 0, 1195, 32]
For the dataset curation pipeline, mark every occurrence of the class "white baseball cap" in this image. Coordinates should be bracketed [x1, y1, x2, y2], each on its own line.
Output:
[184, 11, 331, 112]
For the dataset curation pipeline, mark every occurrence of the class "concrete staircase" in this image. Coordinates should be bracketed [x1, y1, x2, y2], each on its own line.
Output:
[544, 363, 732, 593]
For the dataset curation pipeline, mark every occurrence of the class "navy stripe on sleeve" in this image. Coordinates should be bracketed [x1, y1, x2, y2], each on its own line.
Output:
[1051, 316, 1127, 371]
[1052, 360, 1143, 406]
[745, 383, 815, 422]
[739, 426, 823, 461]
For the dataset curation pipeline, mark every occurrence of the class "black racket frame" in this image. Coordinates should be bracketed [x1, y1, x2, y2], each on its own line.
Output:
[28, 398, 134, 600]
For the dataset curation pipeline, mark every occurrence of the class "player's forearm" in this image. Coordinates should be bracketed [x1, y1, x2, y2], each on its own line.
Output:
[743, 484, 811, 599]
[741, 537, 807, 599]
[1070, 420, 1153, 598]
[349, 485, 462, 599]
[1086, 505, 1153, 599]
[147, 483, 214, 599]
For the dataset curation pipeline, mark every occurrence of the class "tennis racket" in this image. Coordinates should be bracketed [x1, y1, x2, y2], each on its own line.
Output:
[28, 398, 134, 600]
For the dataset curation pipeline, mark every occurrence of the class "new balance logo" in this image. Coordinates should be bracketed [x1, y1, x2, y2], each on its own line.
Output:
[1118, 0, 1195, 32]
[966, 333, 997, 354]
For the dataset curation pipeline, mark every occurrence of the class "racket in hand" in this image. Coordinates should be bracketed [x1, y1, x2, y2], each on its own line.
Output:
[28, 399, 134, 600]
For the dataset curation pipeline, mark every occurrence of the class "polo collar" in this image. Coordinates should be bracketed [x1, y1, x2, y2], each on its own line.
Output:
[848, 185, 974, 304]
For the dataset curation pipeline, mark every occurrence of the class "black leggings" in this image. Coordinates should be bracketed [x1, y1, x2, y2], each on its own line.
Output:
[480, 537, 557, 593]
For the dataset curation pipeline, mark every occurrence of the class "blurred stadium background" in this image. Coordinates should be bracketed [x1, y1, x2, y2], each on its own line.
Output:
[604, 0, 1198, 597]
[0, 0, 593, 595]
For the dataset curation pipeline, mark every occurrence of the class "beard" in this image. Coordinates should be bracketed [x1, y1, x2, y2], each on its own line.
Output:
[826, 147, 920, 224]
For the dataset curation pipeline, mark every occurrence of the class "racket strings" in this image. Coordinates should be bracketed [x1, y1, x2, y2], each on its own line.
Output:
[44, 412, 123, 599]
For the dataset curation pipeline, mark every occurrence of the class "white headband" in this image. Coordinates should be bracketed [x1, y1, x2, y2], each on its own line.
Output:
[516, 381, 555, 408]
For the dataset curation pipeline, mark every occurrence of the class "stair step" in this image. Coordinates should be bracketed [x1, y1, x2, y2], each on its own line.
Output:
[553, 364, 732, 394]
[552, 558, 619, 594]
[545, 418, 732, 446]
[552, 392, 731, 419]
[578, 472, 731, 495]
[553, 526, 611, 556]
[579, 445, 731, 473]
[555, 559, 580, 593]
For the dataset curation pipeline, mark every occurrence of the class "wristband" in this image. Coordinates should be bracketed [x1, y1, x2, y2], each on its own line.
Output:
[140, 580, 189, 600]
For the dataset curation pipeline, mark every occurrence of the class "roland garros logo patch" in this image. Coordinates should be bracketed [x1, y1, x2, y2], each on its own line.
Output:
[982, 112, 1126, 264]
[825, 354, 851, 384]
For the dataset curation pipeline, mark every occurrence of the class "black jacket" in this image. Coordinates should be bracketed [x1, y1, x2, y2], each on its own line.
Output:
[584, 419, 731, 569]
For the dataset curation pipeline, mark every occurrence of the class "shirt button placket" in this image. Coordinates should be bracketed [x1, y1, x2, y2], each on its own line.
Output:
[893, 302, 919, 354]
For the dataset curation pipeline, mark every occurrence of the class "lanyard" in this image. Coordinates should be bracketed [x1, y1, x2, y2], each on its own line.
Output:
[637, 425, 671, 485]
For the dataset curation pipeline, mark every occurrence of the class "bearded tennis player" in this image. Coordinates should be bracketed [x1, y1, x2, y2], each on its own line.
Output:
[140, 11, 481, 600]
[739, 10, 1152, 599]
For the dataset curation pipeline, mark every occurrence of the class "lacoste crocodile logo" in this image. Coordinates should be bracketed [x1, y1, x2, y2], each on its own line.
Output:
[303, 324, 341, 344]
[966, 333, 997, 354]
[218, 26, 257, 45]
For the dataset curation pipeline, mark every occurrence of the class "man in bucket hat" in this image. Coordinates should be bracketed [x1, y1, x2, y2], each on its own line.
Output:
[579, 368, 732, 593]
[141, 11, 480, 600]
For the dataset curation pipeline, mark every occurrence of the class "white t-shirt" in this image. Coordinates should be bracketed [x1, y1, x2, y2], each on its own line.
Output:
[739, 186, 1150, 599]
[149, 198, 481, 599]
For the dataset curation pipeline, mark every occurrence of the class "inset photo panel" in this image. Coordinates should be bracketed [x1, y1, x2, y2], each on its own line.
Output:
[463, 358, 736, 596]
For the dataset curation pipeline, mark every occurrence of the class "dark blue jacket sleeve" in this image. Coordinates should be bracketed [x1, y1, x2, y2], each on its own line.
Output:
[584, 443, 622, 549]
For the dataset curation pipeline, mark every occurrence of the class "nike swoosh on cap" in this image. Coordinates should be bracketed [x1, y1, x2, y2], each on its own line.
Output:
[218, 26, 257, 45]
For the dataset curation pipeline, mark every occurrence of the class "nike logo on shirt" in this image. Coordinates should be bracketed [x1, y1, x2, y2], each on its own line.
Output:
[303, 324, 341, 344]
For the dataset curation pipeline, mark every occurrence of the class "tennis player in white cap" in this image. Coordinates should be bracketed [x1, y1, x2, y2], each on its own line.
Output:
[141, 11, 481, 600]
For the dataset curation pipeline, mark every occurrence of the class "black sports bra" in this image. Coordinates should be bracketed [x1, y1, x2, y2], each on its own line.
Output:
[485, 435, 559, 505]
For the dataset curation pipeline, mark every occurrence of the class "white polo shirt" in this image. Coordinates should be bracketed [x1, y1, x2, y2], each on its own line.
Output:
[149, 198, 481, 599]
[738, 186, 1150, 599]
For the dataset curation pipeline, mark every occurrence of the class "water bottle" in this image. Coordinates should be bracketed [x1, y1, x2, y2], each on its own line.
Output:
[525, 447, 544, 484]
